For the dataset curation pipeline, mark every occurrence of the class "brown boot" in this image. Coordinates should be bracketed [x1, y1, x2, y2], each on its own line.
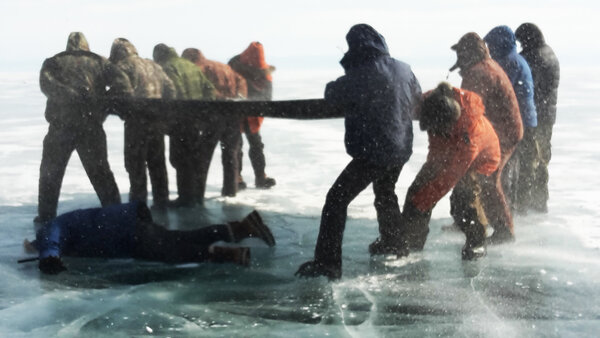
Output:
[229, 210, 276, 246]
[209, 246, 250, 266]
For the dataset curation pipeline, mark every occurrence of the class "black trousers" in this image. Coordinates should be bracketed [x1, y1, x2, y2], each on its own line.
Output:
[124, 121, 169, 207]
[38, 122, 121, 221]
[313, 159, 403, 268]
[239, 119, 266, 180]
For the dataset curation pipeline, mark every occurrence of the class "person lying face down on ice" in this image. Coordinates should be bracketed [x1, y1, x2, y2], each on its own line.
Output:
[391, 82, 501, 260]
[22, 201, 275, 274]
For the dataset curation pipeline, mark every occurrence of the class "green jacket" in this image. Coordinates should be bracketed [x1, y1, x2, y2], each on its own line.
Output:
[152, 44, 215, 100]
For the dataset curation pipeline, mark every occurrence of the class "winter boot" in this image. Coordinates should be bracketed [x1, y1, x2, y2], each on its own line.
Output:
[255, 175, 276, 189]
[295, 260, 341, 280]
[368, 237, 410, 257]
[209, 246, 250, 266]
[486, 226, 515, 245]
[229, 210, 276, 246]
[461, 225, 487, 260]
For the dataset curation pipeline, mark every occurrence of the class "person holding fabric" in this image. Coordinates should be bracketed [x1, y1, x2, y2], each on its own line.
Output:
[228, 42, 277, 189]
[391, 83, 500, 260]
[109, 38, 176, 210]
[35, 32, 125, 224]
[23, 201, 275, 274]
[181, 48, 247, 198]
[449, 32, 523, 244]
[515, 23, 560, 213]
[295, 24, 422, 280]
[484, 25, 538, 214]
[152, 43, 216, 207]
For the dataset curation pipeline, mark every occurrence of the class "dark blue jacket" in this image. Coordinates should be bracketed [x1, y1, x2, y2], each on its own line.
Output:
[484, 25, 537, 128]
[325, 24, 421, 166]
[33, 202, 141, 259]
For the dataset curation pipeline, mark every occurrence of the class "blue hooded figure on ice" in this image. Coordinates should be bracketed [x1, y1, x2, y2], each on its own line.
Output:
[296, 23, 422, 280]
[485, 25, 539, 213]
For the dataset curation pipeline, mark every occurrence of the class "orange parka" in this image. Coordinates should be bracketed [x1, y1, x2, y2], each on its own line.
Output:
[181, 48, 247, 100]
[228, 42, 274, 134]
[411, 88, 501, 212]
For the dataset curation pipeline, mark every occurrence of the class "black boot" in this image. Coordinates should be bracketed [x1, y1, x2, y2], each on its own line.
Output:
[368, 237, 410, 257]
[462, 229, 487, 260]
[295, 260, 341, 280]
[229, 210, 276, 246]
[255, 175, 276, 189]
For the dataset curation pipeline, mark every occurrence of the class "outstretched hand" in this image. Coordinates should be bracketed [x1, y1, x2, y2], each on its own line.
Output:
[39, 256, 66, 275]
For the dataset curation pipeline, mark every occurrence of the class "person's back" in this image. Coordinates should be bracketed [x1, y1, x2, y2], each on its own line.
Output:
[182, 48, 247, 99]
[452, 33, 523, 151]
[484, 25, 537, 129]
[325, 26, 421, 167]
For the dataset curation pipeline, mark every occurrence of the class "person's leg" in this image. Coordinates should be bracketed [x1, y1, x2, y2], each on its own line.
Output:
[453, 171, 487, 260]
[297, 159, 378, 279]
[220, 120, 242, 197]
[146, 129, 169, 209]
[124, 121, 148, 204]
[195, 126, 220, 204]
[515, 127, 539, 213]
[77, 124, 121, 207]
[244, 121, 275, 188]
[501, 150, 519, 211]
[531, 121, 553, 212]
[482, 148, 516, 244]
[37, 124, 76, 222]
[169, 131, 196, 206]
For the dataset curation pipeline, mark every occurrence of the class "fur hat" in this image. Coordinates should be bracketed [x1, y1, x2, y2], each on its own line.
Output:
[449, 32, 488, 71]
[420, 82, 461, 137]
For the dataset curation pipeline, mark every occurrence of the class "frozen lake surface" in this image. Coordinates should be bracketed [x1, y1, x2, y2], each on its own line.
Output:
[0, 66, 599, 337]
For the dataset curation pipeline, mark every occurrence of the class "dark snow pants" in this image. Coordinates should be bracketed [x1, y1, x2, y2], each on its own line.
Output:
[169, 122, 203, 205]
[132, 202, 233, 263]
[531, 120, 554, 210]
[239, 119, 267, 182]
[481, 145, 516, 235]
[196, 115, 242, 201]
[38, 122, 121, 221]
[313, 159, 403, 268]
[124, 121, 169, 208]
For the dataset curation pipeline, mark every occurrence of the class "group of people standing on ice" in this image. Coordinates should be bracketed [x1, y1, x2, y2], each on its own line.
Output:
[35, 33, 277, 225]
[27, 23, 559, 280]
[297, 23, 559, 280]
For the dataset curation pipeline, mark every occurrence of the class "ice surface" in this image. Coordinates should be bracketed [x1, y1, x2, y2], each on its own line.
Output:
[0, 65, 599, 337]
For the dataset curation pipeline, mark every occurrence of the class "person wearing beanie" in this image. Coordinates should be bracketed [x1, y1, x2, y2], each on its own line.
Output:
[182, 48, 246, 198]
[228, 42, 277, 189]
[515, 23, 560, 213]
[152, 43, 216, 207]
[295, 24, 422, 280]
[23, 201, 275, 274]
[35, 32, 127, 224]
[449, 32, 523, 244]
[484, 25, 538, 214]
[393, 82, 501, 260]
[109, 38, 176, 210]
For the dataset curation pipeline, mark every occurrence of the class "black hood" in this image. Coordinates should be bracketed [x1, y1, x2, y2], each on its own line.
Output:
[340, 24, 390, 70]
[515, 23, 546, 51]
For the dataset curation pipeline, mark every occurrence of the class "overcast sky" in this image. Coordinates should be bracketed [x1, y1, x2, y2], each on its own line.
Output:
[0, 0, 598, 73]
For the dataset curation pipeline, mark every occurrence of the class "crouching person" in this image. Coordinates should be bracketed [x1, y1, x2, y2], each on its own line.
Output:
[23, 202, 275, 274]
[371, 83, 501, 260]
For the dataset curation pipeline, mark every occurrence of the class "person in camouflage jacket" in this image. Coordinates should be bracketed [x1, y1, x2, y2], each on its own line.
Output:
[35, 32, 125, 223]
[153, 43, 215, 207]
[109, 38, 176, 210]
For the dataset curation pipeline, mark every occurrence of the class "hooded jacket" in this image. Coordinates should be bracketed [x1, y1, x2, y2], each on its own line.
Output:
[182, 48, 247, 100]
[228, 42, 274, 133]
[152, 43, 215, 100]
[452, 32, 523, 152]
[515, 23, 560, 125]
[484, 26, 537, 128]
[411, 87, 500, 212]
[109, 38, 176, 100]
[34, 202, 141, 259]
[39, 32, 129, 125]
[325, 24, 422, 166]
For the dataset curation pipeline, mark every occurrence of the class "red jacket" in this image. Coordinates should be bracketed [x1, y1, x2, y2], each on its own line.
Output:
[181, 48, 247, 100]
[461, 58, 523, 153]
[411, 88, 501, 212]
